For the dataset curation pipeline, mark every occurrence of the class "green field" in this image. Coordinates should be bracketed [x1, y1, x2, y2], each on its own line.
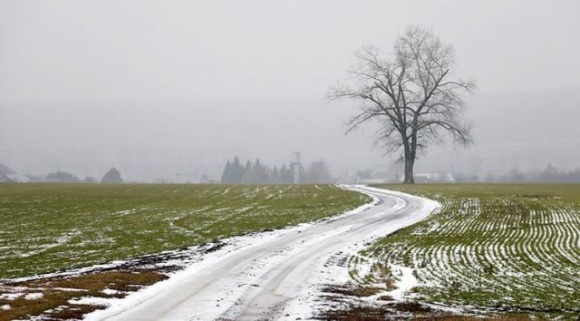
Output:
[353, 184, 580, 318]
[0, 184, 369, 279]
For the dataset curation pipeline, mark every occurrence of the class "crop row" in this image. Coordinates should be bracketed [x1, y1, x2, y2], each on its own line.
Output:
[353, 184, 580, 319]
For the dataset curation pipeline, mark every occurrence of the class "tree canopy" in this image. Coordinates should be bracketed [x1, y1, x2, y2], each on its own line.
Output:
[101, 168, 123, 184]
[328, 26, 475, 183]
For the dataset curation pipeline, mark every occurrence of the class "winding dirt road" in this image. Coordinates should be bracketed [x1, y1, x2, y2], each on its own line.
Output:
[84, 186, 438, 321]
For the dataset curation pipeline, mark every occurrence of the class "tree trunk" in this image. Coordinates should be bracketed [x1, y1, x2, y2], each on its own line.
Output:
[402, 149, 415, 184]
[403, 156, 415, 184]
[403, 133, 416, 184]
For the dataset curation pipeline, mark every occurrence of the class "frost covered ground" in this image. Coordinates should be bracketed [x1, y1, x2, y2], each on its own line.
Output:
[352, 184, 580, 320]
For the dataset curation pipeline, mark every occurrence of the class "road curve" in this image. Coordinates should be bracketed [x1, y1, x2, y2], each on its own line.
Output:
[84, 185, 438, 321]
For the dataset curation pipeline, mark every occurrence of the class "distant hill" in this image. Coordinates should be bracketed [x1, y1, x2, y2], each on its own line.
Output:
[0, 163, 16, 176]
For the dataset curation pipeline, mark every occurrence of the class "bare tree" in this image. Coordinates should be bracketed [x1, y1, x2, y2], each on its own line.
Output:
[328, 27, 475, 184]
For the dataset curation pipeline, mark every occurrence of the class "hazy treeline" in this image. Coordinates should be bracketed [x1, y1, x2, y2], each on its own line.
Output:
[46, 171, 87, 183]
[0, 164, 123, 184]
[43, 168, 123, 183]
[221, 157, 334, 184]
[454, 164, 580, 183]
[493, 164, 580, 183]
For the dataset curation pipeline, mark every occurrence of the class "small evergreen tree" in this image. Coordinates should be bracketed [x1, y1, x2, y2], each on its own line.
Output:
[253, 158, 269, 184]
[279, 165, 293, 184]
[244, 160, 253, 183]
[231, 157, 243, 183]
[221, 160, 232, 183]
[271, 166, 280, 184]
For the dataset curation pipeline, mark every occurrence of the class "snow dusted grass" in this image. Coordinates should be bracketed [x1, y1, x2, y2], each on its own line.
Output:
[358, 184, 580, 318]
[0, 184, 368, 279]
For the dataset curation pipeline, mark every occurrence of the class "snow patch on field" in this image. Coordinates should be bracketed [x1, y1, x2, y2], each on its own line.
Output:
[0, 293, 21, 300]
[24, 292, 44, 300]
[69, 296, 112, 306]
[112, 209, 136, 216]
[101, 289, 118, 296]
[389, 265, 417, 300]
[17, 231, 80, 258]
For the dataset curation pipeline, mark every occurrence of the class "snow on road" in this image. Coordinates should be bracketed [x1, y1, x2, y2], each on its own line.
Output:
[84, 185, 439, 321]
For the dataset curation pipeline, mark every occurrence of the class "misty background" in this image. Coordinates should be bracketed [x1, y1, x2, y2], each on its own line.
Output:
[1, 1, 579, 182]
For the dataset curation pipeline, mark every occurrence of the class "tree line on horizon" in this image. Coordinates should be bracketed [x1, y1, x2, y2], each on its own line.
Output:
[446, 163, 580, 183]
[220, 157, 334, 184]
[490, 164, 580, 183]
[0, 167, 123, 184]
[46, 167, 123, 183]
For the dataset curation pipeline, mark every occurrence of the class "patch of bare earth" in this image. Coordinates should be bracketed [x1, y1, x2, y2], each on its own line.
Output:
[316, 285, 536, 321]
[0, 242, 226, 320]
[0, 267, 170, 321]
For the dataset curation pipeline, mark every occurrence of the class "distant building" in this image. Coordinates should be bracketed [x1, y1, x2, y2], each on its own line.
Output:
[357, 178, 387, 185]
[6, 173, 32, 183]
[0, 174, 15, 183]
[414, 172, 456, 183]
[290, 152, 301, 184]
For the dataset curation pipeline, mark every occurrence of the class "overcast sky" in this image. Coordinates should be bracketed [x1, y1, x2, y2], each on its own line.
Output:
[1, 1, 579, 181]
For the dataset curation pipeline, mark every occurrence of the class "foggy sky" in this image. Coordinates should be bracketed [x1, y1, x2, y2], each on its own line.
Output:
[1, 1, 579, 181]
